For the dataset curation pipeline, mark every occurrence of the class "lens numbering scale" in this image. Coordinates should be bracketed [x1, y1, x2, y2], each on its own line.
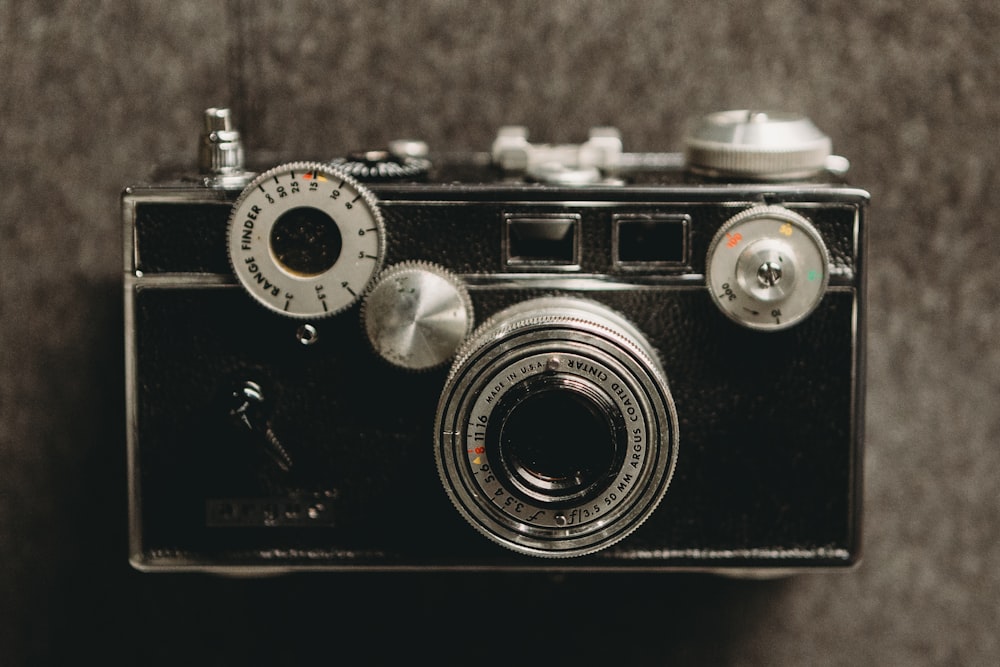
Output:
[227, 162, 385, 318]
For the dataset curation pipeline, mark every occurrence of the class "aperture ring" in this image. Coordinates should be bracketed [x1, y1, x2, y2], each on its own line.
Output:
[434, 297, 678, 558]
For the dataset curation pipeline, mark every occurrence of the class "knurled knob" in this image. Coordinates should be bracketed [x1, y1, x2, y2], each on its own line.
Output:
[199, 107, 245, 175]
[362, 261, 473, 371]
[684, 110, 833, 180]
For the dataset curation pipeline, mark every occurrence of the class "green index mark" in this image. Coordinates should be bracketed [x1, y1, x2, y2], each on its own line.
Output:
[808, 270, 819, 281]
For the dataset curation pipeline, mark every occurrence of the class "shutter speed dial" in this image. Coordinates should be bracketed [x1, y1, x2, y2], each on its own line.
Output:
[706, 206, 829, 330]
[227, 162, 385, 319]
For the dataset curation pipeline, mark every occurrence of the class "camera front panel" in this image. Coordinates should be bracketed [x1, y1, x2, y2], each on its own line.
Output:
[124, 184, 865, 572]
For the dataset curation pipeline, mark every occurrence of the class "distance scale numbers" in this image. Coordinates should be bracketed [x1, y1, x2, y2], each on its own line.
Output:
[227, 162, 385, 319]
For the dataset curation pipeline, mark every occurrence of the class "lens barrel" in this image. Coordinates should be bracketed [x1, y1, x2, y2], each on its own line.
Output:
[435, 297, 678, 557]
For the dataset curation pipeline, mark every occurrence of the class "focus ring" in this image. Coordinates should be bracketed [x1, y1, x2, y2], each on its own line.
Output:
[434, 297, 678, 558]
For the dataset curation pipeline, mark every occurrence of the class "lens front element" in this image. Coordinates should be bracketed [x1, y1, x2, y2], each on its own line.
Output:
[435, 297, 678, 557]
[496, 377, 622, 503]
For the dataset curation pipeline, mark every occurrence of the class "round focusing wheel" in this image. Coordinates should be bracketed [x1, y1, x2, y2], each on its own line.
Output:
[227, 162, 385, 318]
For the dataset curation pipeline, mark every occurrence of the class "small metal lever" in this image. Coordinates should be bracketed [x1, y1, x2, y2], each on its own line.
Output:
[228, 380, 293, 473]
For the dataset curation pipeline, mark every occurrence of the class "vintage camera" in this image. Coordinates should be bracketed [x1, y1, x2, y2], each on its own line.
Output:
[123, 108, 867, 573]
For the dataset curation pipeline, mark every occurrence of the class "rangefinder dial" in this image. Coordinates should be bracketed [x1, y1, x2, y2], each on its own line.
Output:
[227, 162, 385, 318]
[706, 205, 829, 330]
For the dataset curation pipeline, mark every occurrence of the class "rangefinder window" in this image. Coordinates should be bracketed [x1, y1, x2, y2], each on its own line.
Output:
[505, 214, 580, 268]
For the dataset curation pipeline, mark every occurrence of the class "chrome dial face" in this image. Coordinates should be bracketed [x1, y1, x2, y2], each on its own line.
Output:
[706, 206, 830, 330]
[683, 110, 833, 179]
[227, 162, 385, 318]
[362, 261, 473, 372]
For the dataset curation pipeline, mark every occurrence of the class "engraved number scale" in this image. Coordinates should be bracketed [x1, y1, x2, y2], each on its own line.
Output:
[227, 161, 385, 318]
[706, 205, 830, 330]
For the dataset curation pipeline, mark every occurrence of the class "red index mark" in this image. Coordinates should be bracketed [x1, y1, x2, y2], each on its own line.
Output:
[302, 171, 327, 181]
[726, 232, 743, 248]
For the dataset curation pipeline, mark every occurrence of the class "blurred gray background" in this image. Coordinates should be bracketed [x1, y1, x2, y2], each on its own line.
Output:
[1, 1, 998, 664]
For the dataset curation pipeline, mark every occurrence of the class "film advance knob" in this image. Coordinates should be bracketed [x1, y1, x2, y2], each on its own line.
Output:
[684, 110, 834, 179]
[706, 206, 830, 330]
[362, 261, 474, 371]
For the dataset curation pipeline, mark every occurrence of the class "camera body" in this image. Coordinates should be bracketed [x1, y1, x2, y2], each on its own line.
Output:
[123, 109, 867, 573]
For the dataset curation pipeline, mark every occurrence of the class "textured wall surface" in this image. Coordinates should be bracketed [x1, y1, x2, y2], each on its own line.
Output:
[1, 1, 998, 664]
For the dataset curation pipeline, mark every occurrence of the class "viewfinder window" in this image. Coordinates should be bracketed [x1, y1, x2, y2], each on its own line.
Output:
[614, 215, 689, 266]
[506, 215, 580, 268]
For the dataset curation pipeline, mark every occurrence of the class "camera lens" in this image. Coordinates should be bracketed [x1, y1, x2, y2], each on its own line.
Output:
[494, 378, 623, 503]
[435, 297, 678, 558]
[269, 206, 343, 276]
